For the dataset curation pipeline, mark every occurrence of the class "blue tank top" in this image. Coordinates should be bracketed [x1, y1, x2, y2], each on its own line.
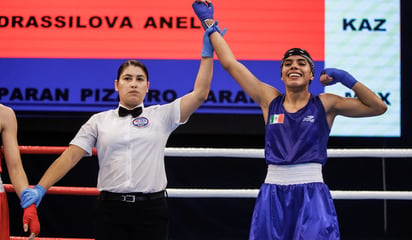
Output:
[265, 94, 330, 165]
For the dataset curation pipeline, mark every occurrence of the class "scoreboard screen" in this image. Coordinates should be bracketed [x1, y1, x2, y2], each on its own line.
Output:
[0, 0, 401, 137]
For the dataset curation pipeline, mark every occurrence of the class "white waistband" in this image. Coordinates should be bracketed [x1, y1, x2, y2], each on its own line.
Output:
[0, 174, 4, 192]
[264, 163, 324, 185]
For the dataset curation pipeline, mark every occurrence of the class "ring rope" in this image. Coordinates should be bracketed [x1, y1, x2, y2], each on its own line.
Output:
[10, 238, 93, 240]
[166, 147, 412, 158]
[2, 146, 411, 200]
[16, 146, 412, 158]
[4, 184, 412, 200]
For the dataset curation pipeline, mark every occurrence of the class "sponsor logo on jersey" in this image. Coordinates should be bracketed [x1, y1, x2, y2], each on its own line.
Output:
[302, 115, 315, 123]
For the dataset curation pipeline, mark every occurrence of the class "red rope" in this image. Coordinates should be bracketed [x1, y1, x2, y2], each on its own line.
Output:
[17, 146, 97, 155]
[11, 237, 94, 240]
[4, 184, 99, 196]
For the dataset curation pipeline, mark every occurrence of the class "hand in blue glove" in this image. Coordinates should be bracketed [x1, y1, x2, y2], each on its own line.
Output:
[320, 68, 358, 89]
[20, 185, 46, 208]
[201, 30, 214, 58]
[201, 21, 227, 57]
[192, 1, 215, 30]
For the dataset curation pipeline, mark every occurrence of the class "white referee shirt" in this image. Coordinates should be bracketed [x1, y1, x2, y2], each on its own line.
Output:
[70, 98, 184, 193]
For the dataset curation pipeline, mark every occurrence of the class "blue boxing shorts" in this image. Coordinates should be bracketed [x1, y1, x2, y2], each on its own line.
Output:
[249, 182, 340, 240]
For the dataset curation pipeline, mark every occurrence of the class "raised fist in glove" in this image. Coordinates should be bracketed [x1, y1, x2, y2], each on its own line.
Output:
[320, 68, 358, 89]
[192, 0, 215, 30]
[23, 204, 40, 240]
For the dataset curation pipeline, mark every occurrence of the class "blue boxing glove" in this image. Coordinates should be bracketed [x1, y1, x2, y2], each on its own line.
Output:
[192, 2, 226, 36]
[321, 68, 358, 89]
[20, 185, 46, 208]
[201, 21, 227, 57]
[192, 1, 214, 30]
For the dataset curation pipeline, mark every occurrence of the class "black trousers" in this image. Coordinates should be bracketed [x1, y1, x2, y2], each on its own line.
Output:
[94, 193, 169, 240]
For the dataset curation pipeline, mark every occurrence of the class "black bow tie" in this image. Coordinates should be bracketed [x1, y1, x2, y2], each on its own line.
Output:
[118, 106, 142, 117]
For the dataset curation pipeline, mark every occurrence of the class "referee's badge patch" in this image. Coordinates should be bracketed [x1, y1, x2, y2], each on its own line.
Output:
[132, 117, 149, 127]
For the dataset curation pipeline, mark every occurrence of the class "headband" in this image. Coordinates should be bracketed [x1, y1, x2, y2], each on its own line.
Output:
[281, 48, 315, 74]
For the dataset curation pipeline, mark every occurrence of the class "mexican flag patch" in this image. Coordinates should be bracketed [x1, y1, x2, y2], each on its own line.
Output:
[269, 114, 284, 124]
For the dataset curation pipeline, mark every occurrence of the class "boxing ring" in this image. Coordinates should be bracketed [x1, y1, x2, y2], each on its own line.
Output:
[5, 146, 412, 239]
